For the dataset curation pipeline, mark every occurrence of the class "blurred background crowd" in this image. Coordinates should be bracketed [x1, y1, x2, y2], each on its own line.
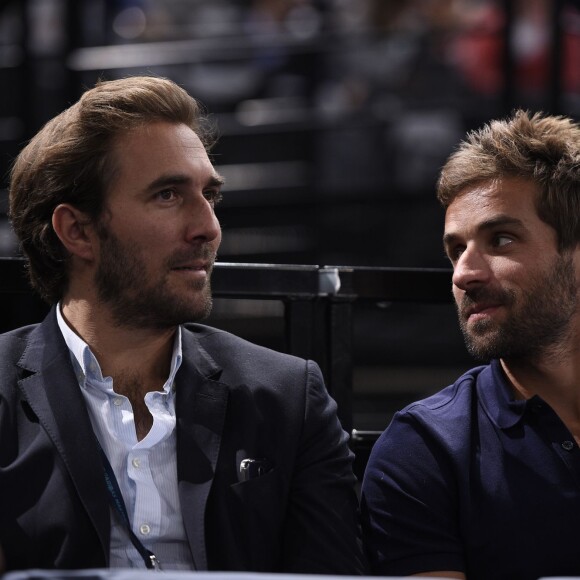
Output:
[0, 0, 579, 435]
[1, 0, 579, 266]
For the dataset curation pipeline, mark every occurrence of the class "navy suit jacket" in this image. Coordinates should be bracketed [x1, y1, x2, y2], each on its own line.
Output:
[0, 308, 365, 574]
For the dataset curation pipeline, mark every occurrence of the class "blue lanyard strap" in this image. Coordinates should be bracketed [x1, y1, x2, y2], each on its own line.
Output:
[95, 440, 162, 571]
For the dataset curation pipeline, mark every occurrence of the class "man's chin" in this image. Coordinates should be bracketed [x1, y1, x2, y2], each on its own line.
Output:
[463, 328, 506, 361]
[105, 290, 213, 329]
[169, 292, 214, 324]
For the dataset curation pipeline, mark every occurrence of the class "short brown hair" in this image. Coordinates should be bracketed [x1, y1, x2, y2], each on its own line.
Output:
[437, 110, 580, 251]
[9, 76, 214, 304]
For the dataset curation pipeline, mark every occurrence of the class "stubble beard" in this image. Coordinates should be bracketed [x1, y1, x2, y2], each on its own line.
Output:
[457, 253, 578, 362]
[95, 226, 215, 330]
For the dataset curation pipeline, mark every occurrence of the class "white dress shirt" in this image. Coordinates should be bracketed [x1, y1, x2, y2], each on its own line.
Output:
[56, 305, 194, 570]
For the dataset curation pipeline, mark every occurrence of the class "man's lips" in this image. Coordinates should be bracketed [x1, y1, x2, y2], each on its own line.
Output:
[458, 287, 514, 324]
[461, 302, 503, 323]
[171, 261, 209, 271]
[465, 303, 500, 316]
[167, 247, 216, 277]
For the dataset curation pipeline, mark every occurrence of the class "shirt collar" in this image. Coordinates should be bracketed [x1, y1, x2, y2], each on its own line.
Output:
[477, 359, 529, 429]
[56, 303, 183, 392]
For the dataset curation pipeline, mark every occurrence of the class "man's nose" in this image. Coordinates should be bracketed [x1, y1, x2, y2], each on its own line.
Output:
[186, 196, 221, 244]
[452, 246, 490, 291]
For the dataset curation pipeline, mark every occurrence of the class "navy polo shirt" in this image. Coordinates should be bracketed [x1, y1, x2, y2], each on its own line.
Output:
[361, 359, 580, 580]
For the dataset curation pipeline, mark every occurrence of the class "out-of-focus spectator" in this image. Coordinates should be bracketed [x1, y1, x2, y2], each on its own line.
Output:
[448, 0, 580, 96]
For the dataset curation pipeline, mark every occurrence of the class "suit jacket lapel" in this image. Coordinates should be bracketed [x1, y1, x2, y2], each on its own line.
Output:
[16, 308, 110, 560]
[176, 328, 229, 571]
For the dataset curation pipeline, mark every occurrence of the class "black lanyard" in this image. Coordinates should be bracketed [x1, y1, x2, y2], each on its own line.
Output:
[95, 439, 162, 571]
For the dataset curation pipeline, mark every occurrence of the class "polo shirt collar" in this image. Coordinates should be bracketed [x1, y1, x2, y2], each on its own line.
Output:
[477, 359, 528, 429]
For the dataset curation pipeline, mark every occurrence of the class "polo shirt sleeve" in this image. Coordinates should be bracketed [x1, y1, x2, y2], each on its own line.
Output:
[361, 409, 465, 576]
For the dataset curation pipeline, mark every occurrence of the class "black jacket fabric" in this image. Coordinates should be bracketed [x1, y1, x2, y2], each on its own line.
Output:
[0, 308, 365, 574]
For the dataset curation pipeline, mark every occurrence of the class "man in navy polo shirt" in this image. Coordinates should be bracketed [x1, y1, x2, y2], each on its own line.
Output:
[362, 110, 580, 580]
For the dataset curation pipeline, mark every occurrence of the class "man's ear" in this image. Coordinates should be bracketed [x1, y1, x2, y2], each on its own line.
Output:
[52, 203, 98, 262]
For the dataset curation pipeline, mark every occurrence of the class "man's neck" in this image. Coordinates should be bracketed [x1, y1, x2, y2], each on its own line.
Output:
[501, 349, 580, 443]
[60, 298, 176, 395]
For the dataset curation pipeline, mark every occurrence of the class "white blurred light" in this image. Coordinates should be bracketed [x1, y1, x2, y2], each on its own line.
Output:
[113, 7, 147, 40]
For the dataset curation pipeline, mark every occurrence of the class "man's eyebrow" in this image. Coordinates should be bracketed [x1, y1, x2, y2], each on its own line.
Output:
[209, 173, 226, 187]
[443, 215, 525, 248]
[146, 172, 225, 192]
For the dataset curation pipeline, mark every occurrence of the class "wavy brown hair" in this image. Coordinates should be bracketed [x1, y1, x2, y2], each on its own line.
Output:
[9, 76, 214, 304]
[437, 110, 580, 251]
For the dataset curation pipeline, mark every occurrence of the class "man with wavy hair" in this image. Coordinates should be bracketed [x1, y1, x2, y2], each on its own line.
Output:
[1, 76, 365, 574]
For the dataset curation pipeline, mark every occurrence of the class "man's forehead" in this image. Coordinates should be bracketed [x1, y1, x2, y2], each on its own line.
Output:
[446, 178, 537, 221]
[107, 122, 217, 181]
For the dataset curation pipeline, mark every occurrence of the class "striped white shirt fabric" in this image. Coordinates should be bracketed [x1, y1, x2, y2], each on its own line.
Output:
[56, 306, 195, 570]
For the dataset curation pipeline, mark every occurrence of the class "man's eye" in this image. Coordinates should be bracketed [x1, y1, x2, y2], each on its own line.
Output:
[446, 246, 465, 263]
[204, 190, 223, 206]
[157, 189, 176, 201]
[495, 235, 513, 247]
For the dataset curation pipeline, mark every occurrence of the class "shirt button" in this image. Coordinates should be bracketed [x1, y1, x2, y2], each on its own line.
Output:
[113, 398, 123, 406]
[562, 440, 575, 451]
[139, 524, 151, 535]
[132, 458, 141, 468]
